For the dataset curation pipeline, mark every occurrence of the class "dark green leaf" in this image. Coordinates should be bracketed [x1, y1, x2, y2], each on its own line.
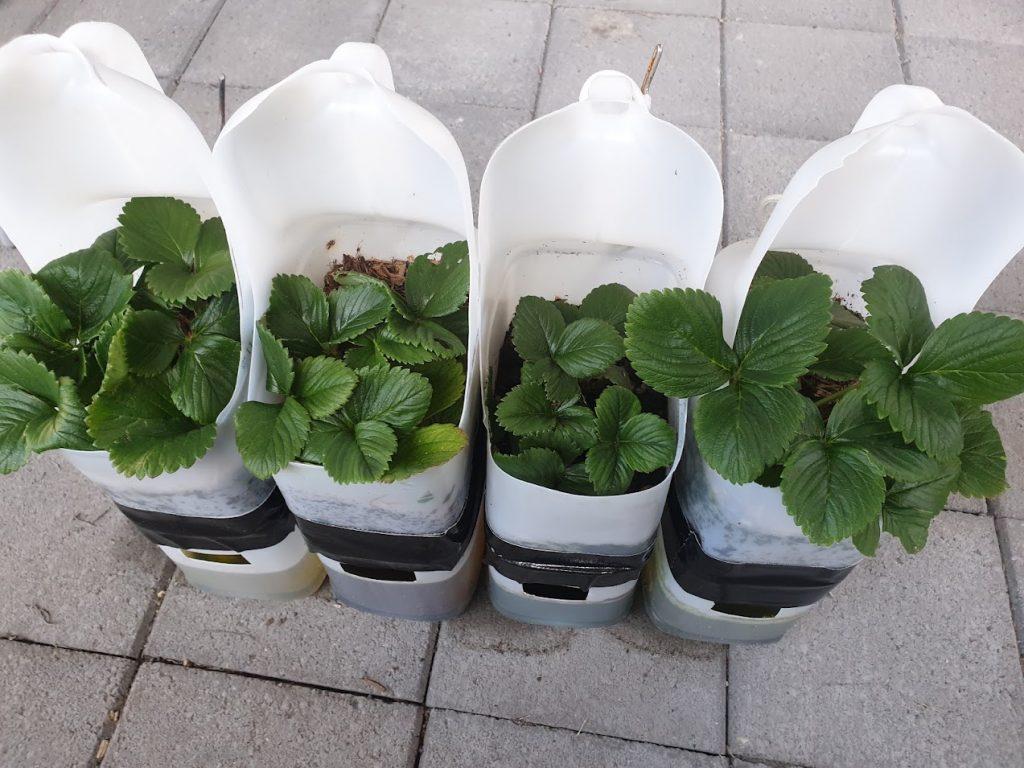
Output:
[402, 241, 470, 318]
[493, 447, 564, 489]
[328, 282, 393, 343]
[191, 292, 240, 340]
[809, 327, 889, 381]
[512, 296, 564, 362]
[862, 265, 934, 366]
[0, 270, 72, 346]
[551, 318, 624, 378]
[374, 323, 439, 364]
[495, 382, 595, 444]
[144, 217, 235, 304]
[852, 517, 881, 556]
[345, 365, 431, 430]
[381, 423, 467, 481]
[91, 227, 143, 273]
[256, 322, 294, 395]
[233, 397, 310, 479]
[314, 418, 397, 484]
[956, 407, 1006, 498]
[265, 274, 330, 358]
[559, 463, 597, 495]
[414, 359, 465, 424]
[293, 356, 356, 419]
[123, 310, 184, 376]
[170, 333, 240, 424]
[579, 283, 636, 333]
[753, 251, 814, 283]
[35, 248, 133, 340]
[385, 311, 464, 359]
[117, 197, 201, 265]
[344, 331, 389, 370]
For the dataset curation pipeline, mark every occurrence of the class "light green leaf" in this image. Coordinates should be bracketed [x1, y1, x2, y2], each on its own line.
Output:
[169, 333, 240, 424]
[117, 197, 201, 265]
[381, 423, 468, 481]
[734, 272, 832, 386]
[809, 327, 889, 381]
[0, 269, 72, 347]
[910, 312, 1024, 404]
[493, 447, 564, 489]
[624, 288, 735, 398]
[579, 283, 636, 332]
[780, 438, 886, 546]
[35, 248, 133, 340]
[123, 309, 184, 376]
[328, 281, 393, 343]
[693, 381, 806, 484]
[414, 359, 465, 424]
[862, 264, 934, 366]
[956, 407, 1006, 498]
[345, 365, 431, 430]
[256, 322, 294, 395]
[551, 317, 624, 378]
[265, 274, 330, 358]
[293, 356, 356, 419]
[313, 418, 397, 484]
[233, 397, 310, 479]
[402, 241, 470, 319]
[860, 360, 963, 461]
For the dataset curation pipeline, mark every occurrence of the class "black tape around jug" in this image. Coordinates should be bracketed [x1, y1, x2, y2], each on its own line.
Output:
[662, 489, 855, 610]
[116, 487, 295, 553]
[292, 453, 485, 573]
[485, 531, 653, 590]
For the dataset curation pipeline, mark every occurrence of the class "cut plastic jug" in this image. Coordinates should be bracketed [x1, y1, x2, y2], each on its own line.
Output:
[0, 23, 323, 601]
[209, 43, 483, 621]
[649, 84, 1024, 644]
[478, 70, 723, 627]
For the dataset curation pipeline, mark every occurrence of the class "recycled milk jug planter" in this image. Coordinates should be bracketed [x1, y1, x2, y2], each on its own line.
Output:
[645, 85, 1024, 644]
[209, 43, 483, 621]
[0, 24, 324, 601]
[478, 71, 723, 627]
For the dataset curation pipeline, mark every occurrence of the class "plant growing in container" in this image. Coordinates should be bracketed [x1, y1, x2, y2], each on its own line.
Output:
[626, 251, 1024, 556]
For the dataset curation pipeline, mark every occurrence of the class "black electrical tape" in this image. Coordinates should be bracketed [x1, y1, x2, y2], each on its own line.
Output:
[662, 489, 855, 609]
[485, 530, 654, 590]
[116, 487, 295, 552]
[292, 451, 485, 573]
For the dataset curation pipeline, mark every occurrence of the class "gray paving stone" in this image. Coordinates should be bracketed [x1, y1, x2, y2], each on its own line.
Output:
[376, 0, 550, 110]
[900, 0, 1024, 46]
[419, 709, 727, 768]
[40, 0, 223, 80]
[0, 0, 54, 41]
[995, 516, 1024, 656]
[0, 453, 168, 656]
[0, 246, 27, 271]
[989, 396, 1024, 521]
[725, 0, 894, 33]
[104, 662, 422, 768]
[182, 0, 387, 90]
[0, 640, 131, 767]
[945, 493, 987, 515]
[536, 7, 720, 129]
[724, 131, 826, 243]
[146, 573, 435, 702]
[730, 511, 1024, 768]
[172, 80, 261, 147]
[978, 251, 1024, 316]
[724, 22, 903, 140]
[426, 592, 726, 753]
[555, 0, 720, 17]
[906, 36, 1024, 152]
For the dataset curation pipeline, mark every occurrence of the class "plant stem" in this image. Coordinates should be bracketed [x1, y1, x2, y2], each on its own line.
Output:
[814, 385, 854, 408]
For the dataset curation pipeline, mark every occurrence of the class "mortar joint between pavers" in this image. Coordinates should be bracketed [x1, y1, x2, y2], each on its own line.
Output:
[530, 1, 557, 120]
[890, 0, 912, 83]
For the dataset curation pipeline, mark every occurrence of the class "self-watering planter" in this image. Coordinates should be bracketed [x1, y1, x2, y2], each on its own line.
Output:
[208, 43, 483, 621]
[478, 69, 723, 627]
[639, 84, 1024, 644]
[0, 24, 323, 601]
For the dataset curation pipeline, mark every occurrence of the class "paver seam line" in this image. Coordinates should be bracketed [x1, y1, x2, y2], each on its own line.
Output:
[0, 634, 133, 662]
[994, 516, 1024, 663]
[27, 0, 62, 32]
[84, 658, 139, 768]
[418, 621, 442, 704]
[718, 2, 727, 247]
[167, 0, 232, 93]
[530, 1, 557, 120]
[411, 706, 432, 768]
[889, 0, 911, 83]
[731, 753, 817, 768]
[371, 0, 394, 42]
[555, 4, 721, 20]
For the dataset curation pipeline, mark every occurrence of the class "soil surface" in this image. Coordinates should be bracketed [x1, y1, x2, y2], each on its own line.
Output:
[323, 250, 411, 294]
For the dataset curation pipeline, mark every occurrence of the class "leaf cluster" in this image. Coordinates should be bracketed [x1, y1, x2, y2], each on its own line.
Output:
[625, 252, 1024, 555]
[234, 242, 471, 484]
[491, 286, 676, 496]
[0, 197, 241, 477]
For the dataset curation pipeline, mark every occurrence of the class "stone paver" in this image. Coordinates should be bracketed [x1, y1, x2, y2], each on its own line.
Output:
[536, 8, 720, 129]
[945, 493, 987, 516]
[978, 253, 1024, 316]
[0, 640, 132, 768]
[376, 0, 550, 110]
[426, 592, 726, 753]
[906, 36, 1024, 150]
[146, 574, 436, 702]
[419, 709, 727, 768]
[40, 0, 223, 80]
[0, 0, 54, 40]
[900, 0, 1024, 46]
[995, 516, 1024, 656]
[0, 453, 168, 656]
[103, 663, 422, 768]
[172, 80, 260, 146]
[556, 1, 720, 18]
[990, 397, 1024, 520]
[729, 511, 1024, 768]
[724, 21, 903, 140]
[182, 0, 388, 89]
[725, 0, 894, 33]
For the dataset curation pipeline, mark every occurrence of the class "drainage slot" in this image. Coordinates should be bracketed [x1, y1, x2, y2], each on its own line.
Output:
[343, 564, 417, 582]
[523, 582, 589, 601]
[182, 550, 249, 565]
[711, 602, 780, 618]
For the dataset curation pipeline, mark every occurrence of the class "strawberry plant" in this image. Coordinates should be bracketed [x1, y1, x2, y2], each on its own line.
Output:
[0, 197, 241, 477]
[234, 242, 470, 484]
[489, 286, 676, 495]
[625, 252, 1024, 555]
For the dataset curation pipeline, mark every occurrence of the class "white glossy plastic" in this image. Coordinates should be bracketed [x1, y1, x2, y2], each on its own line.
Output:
[478, 70, 723, 624]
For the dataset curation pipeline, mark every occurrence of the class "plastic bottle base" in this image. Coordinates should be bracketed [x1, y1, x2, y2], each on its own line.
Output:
[486, 567, 636, 628]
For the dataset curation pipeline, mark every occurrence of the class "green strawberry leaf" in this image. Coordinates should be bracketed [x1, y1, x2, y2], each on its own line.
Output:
[402, 241, 470, 319]
[551, 317, 624, 378]
[852, 516, 881, 556]
[117, 197, 201, 265]
[511, 296, 565, 362]
[293, 356, 356, 419]
[256, 322, 294, 395]
[381, 423, 468, 482]
[493, 447, 564, 489]
[144, 218, 235, 304]
[734, 272, 832, 386]
[34, 247, 133, 340]
[879, 461, 960, 553]
[559, 462, 597, 495]
[519, 430, 588, 464]
[553, 300, 581, 323]
[344, 365, 432, 430]
[780, 438, 886, 546]
[910, 312, 1024, 404]
[495, 382, 595, 444]
[328, 281, 393, 343]
[385, 311, 465, 359]
[265, 274, 330, 358]
[693, 381, 806, 484]
[311, 418, 397, 484]
[0, 269, 72, 347]
[414, 359, 465, 424]
[624, 288, 735, 398]
[752, 251, 814, 283]
[123, 309, 184, 376]
[91, 227, 143, 273]
[579, 283, 636, 333]
[0, 346, 61, 402]
[956, 407, 1006, 498]
[374, 323, 439, 364]
[862, 265, 934, 367]
[28, 377, 92, 451]
[809, 327, 889, 381]
[233, 397, 310, 479]
[169, 333, 240, 424]
[191, 292, 241, 341]
[881, 506, 938, 554]
[344, 331, 390, 370]
[522, 358, 580, 404]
